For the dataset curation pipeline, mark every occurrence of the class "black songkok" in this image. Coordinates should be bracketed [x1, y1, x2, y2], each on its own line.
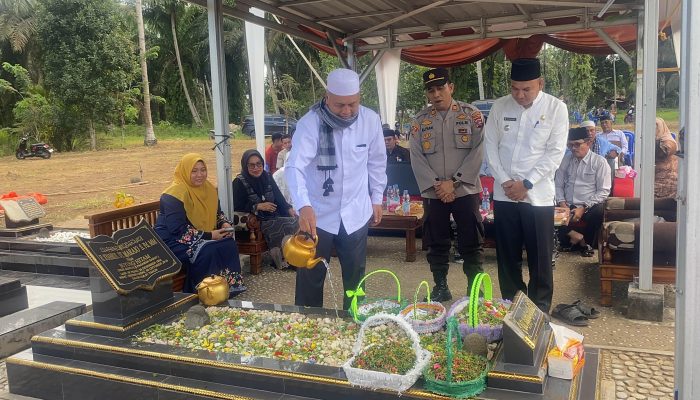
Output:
[510, 58, 541, 81]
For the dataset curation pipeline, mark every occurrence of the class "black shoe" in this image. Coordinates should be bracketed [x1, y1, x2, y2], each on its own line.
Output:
[580, 244, 595, 257]
[228, 284, 247, 298]
[427, 285, 452, 302]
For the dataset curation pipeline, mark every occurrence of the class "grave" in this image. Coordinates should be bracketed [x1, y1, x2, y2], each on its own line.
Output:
[0, 197, 53, 237]
[0, 232, 93, 277]
[6, 223, 597, 399]
[0, 277, 28, 317]
[66, 219, 193, 338]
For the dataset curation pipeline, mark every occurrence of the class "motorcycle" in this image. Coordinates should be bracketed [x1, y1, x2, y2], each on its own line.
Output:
[624, 106, 635, 124]
[15, 136, 54, 159]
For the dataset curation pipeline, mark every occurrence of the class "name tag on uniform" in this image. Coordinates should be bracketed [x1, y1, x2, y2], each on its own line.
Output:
[504, 117, 517, 121]
[356, 144, 367, 147]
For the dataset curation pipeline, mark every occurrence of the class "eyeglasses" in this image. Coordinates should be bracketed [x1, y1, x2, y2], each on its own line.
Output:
[247, 162, 263, 169]
[567, 141, 587, 149]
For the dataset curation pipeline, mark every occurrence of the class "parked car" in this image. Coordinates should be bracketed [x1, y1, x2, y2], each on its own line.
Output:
[471, 99, 496, 121]
[241, 114, 297, 137]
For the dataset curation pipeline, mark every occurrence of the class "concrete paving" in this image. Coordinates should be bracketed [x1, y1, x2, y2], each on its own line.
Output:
[0, 234, 677, 399]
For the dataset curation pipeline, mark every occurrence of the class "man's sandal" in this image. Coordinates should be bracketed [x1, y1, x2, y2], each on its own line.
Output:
[552, 303, 590, 326]
[573, 300, 600, 319]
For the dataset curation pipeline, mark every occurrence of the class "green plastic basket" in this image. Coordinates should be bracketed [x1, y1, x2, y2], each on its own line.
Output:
[422, 317, 489, 398]
[346, 269, 407, 323]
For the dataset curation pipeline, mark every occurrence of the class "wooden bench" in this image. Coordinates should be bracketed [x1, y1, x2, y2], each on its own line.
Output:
[597, 197, 677, 306]
[85, 201, 267, 292]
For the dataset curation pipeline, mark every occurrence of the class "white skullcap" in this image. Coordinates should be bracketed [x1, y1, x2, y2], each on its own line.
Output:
[580, 120, 596, 128]
[327, 68, 359, 96]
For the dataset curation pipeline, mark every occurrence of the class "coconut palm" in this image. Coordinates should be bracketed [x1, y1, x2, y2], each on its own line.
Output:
[135, 0, 157, 145]
[0, 0, 36, 53]
[144, 0, 202, 127]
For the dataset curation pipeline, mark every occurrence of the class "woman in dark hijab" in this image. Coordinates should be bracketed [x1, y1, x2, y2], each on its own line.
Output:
[233, 149, 298, 269]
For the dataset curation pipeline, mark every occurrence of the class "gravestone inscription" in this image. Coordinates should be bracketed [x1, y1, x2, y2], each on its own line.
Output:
[75, 219, 181, 294]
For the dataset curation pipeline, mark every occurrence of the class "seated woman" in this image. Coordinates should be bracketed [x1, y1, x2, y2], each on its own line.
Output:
[233, 149, 298, 269]
[654, 117, 678, 199]
[155, 153, 246, 296]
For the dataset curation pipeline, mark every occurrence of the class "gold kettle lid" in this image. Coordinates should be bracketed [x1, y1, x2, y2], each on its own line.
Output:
[197, 274, 227, 288]
[290, 232, 317, 248]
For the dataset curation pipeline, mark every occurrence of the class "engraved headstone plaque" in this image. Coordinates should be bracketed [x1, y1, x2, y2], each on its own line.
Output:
[0, 198, 45, 223]
[75, 219, 181, 294]
[487, 291, 553, 393]
[502, 291, 546, 365]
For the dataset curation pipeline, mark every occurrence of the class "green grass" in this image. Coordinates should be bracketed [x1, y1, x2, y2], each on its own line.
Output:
[656, 108, 679, 124]
[97, 122, 250, 150]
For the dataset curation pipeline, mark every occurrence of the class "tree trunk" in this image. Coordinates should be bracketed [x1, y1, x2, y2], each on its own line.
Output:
[264, 48, 280, 114]
[137, 0, 157, 146]
[171, 11, 202, 127]
[201, 81, 210, 124]
[89, 119, 96, 151]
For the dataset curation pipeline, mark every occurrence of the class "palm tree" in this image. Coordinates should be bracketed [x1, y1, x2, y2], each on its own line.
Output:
[145, 0, 202, 127]
[135, 0, 157, 145]
[0, 0, 36, 53]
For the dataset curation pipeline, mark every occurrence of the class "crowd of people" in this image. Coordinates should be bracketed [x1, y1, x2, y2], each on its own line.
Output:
[153, 59, 679, 320]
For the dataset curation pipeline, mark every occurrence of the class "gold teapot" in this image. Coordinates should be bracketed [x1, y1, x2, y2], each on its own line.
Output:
[195, 275, 229, 306]
[282, 232, 324, 269]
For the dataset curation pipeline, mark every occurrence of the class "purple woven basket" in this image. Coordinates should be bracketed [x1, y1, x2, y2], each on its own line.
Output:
[447, 297, 512, 343]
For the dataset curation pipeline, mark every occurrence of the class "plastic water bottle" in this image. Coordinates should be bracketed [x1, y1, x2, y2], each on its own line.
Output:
[481, 187, 490, 212]
[386, 186, 394, 211]
[393, 185, 401, 205]
[402, 190, 411, 214]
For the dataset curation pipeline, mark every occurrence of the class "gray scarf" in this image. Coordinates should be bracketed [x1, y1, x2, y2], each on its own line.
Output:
[311, 99, 358, 196]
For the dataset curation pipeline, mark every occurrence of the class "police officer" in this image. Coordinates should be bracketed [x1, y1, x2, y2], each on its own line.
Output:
[409, 67, 485, 302]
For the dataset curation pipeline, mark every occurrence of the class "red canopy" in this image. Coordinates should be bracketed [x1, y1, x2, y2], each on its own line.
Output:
[301, 24, 638, 67]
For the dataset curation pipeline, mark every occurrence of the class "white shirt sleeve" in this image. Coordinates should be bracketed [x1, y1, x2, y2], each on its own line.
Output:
[525, 101, 569, 185]
[484, 101, 511, 186]
[286, 116, 318, 211]
[366, 115, 388, 204]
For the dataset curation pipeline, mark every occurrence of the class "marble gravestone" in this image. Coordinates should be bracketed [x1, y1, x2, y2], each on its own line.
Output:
[70, 219, 196, 338]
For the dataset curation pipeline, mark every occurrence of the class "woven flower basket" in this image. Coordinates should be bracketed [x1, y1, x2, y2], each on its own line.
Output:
[447, 273, 512, 343]
[347, 269, 407, 324]
[400, 280, 446, 334]
[342, 313, 432, 393]
[422, 317, 489, 398]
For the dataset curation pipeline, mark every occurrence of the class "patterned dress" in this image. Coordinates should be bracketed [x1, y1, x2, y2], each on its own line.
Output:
[154, 194, 243, 293]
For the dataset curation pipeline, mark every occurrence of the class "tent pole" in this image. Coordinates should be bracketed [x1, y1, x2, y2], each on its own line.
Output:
[676, 0, 700, 398]
[476, 60, 485, 100]
[594, 28, 634, 66]
[206, 0, 233, 218]
[637, 0, 659, 291]
[359, 50, 385, 83]
[346, 40, 356, 71]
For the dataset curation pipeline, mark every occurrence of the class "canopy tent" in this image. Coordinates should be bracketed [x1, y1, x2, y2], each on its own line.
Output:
[193, 1, 695, 397]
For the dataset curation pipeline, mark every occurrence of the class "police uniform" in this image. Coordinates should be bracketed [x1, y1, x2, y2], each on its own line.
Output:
[409, 69, 485, 301]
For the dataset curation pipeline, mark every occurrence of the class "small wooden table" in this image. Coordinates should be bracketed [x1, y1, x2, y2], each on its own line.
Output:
[371, 208, 424, 262]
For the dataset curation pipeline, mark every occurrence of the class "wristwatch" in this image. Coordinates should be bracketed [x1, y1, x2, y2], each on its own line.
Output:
[451, 177, 462, 188]
[522, 179, 533, 190]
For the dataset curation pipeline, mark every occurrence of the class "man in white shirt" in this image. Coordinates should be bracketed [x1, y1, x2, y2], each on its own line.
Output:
[555, 127, 611, 257]
[484, 58, 569, 314]
[599, 114, 629, 157]
[286, 68, 387, 309]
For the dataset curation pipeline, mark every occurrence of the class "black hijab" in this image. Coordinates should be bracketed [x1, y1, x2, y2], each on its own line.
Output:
[240, 149, 270, 198]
